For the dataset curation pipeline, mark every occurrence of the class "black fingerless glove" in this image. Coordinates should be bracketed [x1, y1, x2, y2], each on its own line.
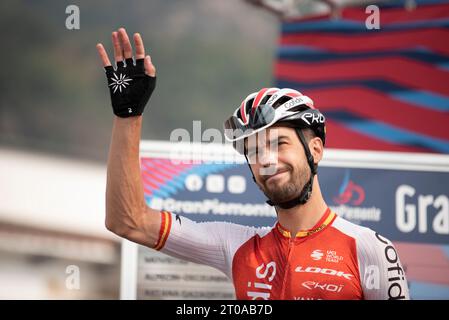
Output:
[104, 58, 156, 118]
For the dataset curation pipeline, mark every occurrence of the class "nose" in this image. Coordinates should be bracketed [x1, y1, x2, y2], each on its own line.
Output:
[258, 150, 276, 167]
[257, 148, 278, 176]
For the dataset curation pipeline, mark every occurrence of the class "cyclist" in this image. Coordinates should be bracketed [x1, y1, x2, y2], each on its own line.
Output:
[97, 28, 410, 300]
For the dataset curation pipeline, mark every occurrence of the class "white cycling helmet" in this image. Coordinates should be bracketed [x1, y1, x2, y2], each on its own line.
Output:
[223, 87, 326, 147]
[223, 87, 327, 209]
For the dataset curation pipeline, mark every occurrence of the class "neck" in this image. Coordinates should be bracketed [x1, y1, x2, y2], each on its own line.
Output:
[276, 176, 328, 235]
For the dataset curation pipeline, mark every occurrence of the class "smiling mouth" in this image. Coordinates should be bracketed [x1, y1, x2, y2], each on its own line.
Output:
[264, 169, 289, 183]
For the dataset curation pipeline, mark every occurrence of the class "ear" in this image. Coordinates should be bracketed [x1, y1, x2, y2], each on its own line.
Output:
[308, 137, 324, 164]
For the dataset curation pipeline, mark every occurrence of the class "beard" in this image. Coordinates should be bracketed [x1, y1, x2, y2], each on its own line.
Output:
[257, 163, 310, 205]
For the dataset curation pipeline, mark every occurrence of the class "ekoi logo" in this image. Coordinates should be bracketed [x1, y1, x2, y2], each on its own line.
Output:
[333, 170, 365, 206]
[302, 281, 345, 293]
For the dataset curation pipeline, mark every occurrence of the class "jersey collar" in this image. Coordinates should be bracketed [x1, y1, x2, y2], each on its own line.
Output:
[276, 207, 336, 239]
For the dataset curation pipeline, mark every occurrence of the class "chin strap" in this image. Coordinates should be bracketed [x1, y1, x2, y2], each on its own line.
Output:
[246, 129, 317, 210]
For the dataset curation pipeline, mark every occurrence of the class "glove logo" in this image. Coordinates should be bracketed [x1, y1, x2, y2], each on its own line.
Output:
[109, 73, 132, 93]
[104, 58, 156, 118]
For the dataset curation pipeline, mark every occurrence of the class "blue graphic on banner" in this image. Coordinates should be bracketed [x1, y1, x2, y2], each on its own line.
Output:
[320, 167, 449, 245]
[143, 158, 277, 228]
[143, 158, 448, 245]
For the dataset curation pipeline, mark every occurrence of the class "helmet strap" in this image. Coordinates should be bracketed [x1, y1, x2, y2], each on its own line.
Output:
[244, 153, 257, 184]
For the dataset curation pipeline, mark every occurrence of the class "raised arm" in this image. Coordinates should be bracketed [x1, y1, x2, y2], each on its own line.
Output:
[96, 28, 160, 247]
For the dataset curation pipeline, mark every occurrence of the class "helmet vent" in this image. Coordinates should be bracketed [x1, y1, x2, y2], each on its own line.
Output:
[273, 96, 291, 109]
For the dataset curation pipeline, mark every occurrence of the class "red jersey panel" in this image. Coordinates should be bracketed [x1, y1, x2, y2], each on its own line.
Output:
[232, 209, 363, 300]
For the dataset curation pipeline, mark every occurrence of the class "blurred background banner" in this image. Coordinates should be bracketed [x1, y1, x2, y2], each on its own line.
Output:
[275, 0, 449, 153]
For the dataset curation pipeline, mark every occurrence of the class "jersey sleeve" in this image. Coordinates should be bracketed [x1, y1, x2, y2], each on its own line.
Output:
[152, 210, 271, 279]
[357, 229, 410, 300]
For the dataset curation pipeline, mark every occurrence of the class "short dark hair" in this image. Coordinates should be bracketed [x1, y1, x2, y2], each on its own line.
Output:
[301, 128, 317, 143]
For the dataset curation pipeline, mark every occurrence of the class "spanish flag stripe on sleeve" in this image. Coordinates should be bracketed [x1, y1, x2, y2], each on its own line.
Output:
[153, 211, 172, 251]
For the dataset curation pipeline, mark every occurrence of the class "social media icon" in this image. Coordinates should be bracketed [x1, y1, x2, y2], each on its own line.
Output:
[228, 175, 246, 194]
[206, 175, 224, 193]
[185, 174, 203, 192]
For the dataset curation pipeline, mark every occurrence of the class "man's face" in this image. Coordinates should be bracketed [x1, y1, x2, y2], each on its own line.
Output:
[246, 126, 310, 204]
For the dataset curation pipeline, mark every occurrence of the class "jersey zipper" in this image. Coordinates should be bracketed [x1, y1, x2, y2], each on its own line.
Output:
[280, 237, 295, 299]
